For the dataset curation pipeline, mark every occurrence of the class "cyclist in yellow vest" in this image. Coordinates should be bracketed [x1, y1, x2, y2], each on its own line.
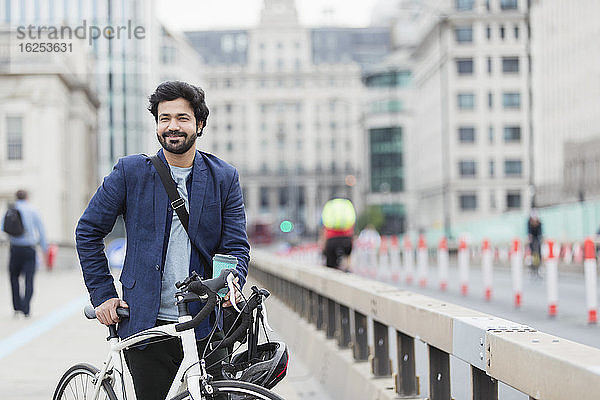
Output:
[321, 198, 356, 271]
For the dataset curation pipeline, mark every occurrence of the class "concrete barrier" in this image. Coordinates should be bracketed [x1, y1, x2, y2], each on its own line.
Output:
[250, 249, 600, 400]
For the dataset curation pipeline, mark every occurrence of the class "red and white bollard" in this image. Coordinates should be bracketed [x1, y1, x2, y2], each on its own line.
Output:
[482, 239, 493, 301]
[511, 238, 523, 307]
[403, 236, 414, 285]
[573, 243, 584, 264]
[378, 236, 390, 279]
[438, 237, 449, 291]
[458, 237, 469, 296]
[390, 236, 401, 282]
[584, 238, 598, 324]
[417, 235, 428, 287]
[545, 240, 558, 317]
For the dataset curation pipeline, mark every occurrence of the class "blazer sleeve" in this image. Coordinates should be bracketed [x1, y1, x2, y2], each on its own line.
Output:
[218, 169, 250, 287]
[75, 158, 127, 307]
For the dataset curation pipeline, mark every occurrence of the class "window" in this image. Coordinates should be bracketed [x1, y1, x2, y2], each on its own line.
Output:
[278, 187, 289, 206]
[489, 160, 495, 177]
[6, 116, 23, 161]
[458, 127, 475, 143]
[459, 160, 477, 177]
[456, 0, 474, 11]
[506, 191, 521, 209]
[490, 190, 496, 209]
[487, 56, 492, 74]
[500, 25, 505, 39]
[501, 0, 518, 10]
[485, 0, 490, 11]
[369, 127, 404, 193]
[502, 57, 519, 73]
[364, 70, 412, 87]
[489, 126, 494, 143]
[260, 187, 269, 208]
[456, 58, 474, 75]
[503, 92, 521, 109]
[504, 159, 522, 176]
[486, 25, 491, 40]
[488, 92, 493, 109]
[455, 26, 473, 43]
[457, 93, 475, 110]
[514, 25, 519, 39]
[503, 126, 521, 142]
[459, 193, 477, 210]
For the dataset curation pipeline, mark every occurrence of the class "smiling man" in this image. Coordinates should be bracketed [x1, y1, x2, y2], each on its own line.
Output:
[76, 81, 250, 400]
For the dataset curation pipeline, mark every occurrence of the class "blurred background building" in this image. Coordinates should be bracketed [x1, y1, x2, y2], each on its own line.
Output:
[1, 0, 599, 246]
[185, 0, 390, 238]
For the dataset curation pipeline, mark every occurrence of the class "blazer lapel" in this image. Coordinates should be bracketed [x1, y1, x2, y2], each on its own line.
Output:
[153, 150, 169, 240]
[188, 151, 208, 241]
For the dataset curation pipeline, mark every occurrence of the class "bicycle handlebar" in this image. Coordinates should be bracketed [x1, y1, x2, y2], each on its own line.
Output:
[83, 304, 130, 320]
[174, 269, 239, 333]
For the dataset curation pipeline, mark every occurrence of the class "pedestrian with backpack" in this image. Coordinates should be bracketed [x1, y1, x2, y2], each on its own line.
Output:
[1, 189, 48, 318]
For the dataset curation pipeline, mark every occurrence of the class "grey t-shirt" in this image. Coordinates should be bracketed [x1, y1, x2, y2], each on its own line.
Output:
[158, 165, 193, 321]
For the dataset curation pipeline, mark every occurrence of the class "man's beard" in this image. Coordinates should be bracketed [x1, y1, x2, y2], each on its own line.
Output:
[157, 130, 197, 154]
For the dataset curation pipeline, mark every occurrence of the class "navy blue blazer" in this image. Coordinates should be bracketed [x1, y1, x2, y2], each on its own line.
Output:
[76, 149, 250, 339]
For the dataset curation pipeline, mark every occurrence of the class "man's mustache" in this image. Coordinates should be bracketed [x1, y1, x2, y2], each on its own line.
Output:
[163, 131, 187, 138]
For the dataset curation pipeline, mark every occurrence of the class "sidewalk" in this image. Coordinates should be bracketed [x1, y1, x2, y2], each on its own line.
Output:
[0, 265, 327, 399]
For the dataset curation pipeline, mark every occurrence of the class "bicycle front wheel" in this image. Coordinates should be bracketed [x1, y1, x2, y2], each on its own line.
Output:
[171, 379, 285, 400]
[53, 363, 117, 400]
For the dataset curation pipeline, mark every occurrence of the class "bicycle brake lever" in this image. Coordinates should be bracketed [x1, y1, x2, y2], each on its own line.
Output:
[260, 302, 274, 332]
[226, 273, 241, 312]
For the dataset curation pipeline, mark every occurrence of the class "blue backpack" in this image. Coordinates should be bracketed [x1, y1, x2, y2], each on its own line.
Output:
[2, 205, 25, 237]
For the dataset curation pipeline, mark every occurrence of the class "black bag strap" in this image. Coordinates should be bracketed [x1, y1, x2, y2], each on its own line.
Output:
[148, 154, 213, 277]
[150, 155, 190, 232]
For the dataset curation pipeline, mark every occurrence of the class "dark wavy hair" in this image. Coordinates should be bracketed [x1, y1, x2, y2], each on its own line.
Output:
[148, 81, 209, 133]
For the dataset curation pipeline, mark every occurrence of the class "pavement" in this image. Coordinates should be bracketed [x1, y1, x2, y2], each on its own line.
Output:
[0, 265, 329, 400]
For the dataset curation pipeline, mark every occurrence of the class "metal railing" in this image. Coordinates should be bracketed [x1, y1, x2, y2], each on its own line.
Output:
[250, 249, 600, 400]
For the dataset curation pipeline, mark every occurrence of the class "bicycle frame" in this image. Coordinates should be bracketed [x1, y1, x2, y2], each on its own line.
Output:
[92, 315, 205, 400]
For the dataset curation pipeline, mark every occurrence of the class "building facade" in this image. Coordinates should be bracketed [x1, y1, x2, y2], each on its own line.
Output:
[185, 0, 391, 237]
[0, 0, 157, 176]
[530, 0, 600, 206]
[410, 0, 531, 236]
[0, 31, 99, 244]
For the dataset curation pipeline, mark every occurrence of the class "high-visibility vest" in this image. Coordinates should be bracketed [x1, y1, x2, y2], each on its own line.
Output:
[321, 198, 356, 230]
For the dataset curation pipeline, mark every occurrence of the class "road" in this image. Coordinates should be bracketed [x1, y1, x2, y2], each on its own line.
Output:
[356, 262, 600, 400]
[358, 262, 600, 349]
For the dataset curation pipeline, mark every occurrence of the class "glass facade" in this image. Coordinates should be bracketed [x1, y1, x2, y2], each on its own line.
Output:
[364, 70, 412, 88]
[369, 127, 404, 193]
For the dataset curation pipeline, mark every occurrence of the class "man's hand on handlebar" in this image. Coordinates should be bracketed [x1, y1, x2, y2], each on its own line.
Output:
[222, 276, 241, 308]
[95, 298, 129, 325]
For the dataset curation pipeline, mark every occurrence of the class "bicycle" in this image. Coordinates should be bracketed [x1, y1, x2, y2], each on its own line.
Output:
[52, 269, 286, 400]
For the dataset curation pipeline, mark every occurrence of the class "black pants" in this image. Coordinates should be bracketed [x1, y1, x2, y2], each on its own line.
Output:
[324, 236, 353, 269]
[124, 327, 228, 400]
[9, 245, 36, 315]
